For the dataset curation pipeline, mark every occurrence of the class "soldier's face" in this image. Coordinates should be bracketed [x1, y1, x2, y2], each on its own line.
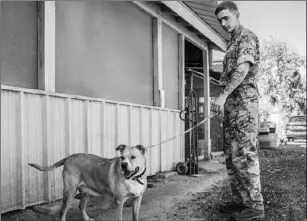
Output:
[216, 9, 239, 33]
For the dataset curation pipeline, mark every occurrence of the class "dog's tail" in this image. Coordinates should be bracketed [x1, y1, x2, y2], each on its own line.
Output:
[29, 158, 66, 171]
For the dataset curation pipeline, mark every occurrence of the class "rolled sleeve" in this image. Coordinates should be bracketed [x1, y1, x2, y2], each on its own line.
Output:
[237, 54, 255, 66]
[237, 32, 258, 66]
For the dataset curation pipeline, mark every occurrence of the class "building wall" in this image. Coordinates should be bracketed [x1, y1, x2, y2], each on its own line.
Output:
[162, 24, 179, 110]
[55, 1, 153, 105]
[0, 2, 38, 89]
[0, 1, 224, 213]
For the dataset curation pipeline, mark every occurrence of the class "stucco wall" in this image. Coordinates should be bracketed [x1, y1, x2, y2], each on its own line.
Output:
[162, 24, 179, 110]
[55, 1, 153, 105]
[1, 2, 38, 89]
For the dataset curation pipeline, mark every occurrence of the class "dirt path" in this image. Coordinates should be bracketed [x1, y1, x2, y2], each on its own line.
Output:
[84, 169, 228, 221]
[141, 170, 228, 220]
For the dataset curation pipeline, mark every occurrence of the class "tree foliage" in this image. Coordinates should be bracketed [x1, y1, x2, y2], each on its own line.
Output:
[258, 35, 306, 119]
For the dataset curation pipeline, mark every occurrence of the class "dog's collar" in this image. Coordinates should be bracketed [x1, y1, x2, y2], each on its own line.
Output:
[124, 167, 140, 180]
[130, 168, 146, 185]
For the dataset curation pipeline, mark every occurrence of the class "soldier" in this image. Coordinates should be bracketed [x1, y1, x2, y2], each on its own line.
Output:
[211, 1, 265, 220]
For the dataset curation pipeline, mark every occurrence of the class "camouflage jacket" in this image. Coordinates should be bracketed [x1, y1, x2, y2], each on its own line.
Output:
[220, 25, 260, 91]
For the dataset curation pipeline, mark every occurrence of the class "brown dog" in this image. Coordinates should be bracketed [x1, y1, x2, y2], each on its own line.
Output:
[29, 144, 147, 221]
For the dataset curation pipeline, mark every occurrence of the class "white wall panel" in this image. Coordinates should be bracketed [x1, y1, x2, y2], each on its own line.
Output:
[1, 86, 183, 213]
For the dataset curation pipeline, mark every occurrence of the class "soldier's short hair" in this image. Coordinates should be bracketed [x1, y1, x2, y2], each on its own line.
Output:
[215, 1, 239, 15]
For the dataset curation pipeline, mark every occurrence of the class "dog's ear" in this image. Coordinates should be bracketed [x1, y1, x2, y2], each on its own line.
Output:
[135, 145, 147, 155]
[116, 144, 126, 153]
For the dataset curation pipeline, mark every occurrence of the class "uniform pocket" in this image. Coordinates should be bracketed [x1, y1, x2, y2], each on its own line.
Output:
[236, 85, 258, 102]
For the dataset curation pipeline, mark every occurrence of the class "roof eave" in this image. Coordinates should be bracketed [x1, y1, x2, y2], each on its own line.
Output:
[161, 1, 227, 52]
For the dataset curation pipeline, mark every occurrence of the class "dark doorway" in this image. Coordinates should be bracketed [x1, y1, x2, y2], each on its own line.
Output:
[184, 40, 205, 157]
[184, 40, 224, 154]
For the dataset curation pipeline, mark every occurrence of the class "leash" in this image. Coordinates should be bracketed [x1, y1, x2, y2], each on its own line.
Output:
[146, 113, 219, 149]
[97, 107, 220, 151]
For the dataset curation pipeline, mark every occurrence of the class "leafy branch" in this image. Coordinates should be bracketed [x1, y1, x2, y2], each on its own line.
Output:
[258, 35, 306, 119]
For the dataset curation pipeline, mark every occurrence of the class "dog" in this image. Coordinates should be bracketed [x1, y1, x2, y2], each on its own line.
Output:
[29, 144, 147, 221]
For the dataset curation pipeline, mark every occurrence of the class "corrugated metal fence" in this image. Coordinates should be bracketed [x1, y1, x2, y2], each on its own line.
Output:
[1, 85, 184, 213]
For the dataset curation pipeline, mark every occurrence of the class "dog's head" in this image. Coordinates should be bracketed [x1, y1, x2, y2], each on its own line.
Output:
[116, 144, 147, 179]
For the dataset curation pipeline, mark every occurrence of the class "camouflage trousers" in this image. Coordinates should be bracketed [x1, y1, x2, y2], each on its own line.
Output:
[223, 85, 264, 211]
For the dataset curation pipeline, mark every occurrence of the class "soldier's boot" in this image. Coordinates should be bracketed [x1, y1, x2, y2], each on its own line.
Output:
[219, 202, 247, 214]
[231, 208, 265, 220]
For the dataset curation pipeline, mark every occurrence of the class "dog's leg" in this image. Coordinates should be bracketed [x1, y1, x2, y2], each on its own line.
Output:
[60, 189, 76, 221]
[132, 196, 143, 221]
[78, 189, 93, 221]
[60, 171, 79, 221]
[116, 200, 125, 221]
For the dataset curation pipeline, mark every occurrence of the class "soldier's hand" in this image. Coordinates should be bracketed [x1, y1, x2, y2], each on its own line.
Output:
[210, 102, 221, 115]
[210, 103, 223, 123]
[210, 94, 227, 118]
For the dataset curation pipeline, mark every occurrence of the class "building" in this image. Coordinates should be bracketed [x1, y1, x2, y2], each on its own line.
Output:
[1, 1, 229, 213]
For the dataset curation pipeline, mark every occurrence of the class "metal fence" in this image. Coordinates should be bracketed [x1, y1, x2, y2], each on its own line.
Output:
[1, 85, 184, 213]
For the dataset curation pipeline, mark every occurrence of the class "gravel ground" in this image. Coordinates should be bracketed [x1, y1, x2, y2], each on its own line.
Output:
[165, 145, 306, 221]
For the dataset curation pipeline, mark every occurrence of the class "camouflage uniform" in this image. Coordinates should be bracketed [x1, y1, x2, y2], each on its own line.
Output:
[220, 25, 264, 211]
